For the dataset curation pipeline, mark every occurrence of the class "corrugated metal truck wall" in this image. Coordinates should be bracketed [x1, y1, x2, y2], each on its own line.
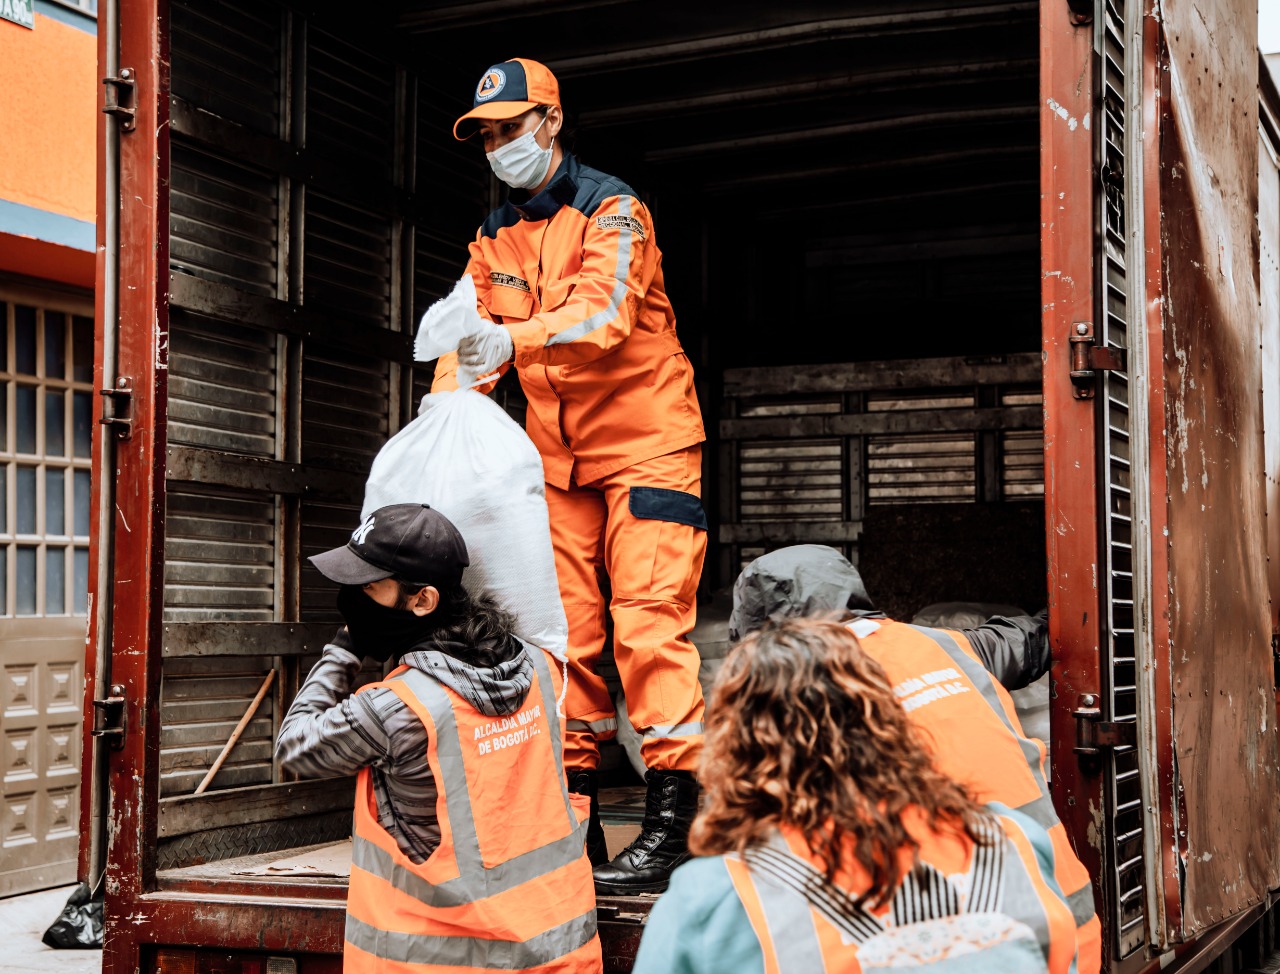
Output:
[157, 0, 483, 868]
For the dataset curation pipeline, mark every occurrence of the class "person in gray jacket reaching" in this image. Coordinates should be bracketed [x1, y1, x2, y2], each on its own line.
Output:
[277, 503, 553, 862]
[728, 543, 1050, 691]
[277, 502, 602, 969]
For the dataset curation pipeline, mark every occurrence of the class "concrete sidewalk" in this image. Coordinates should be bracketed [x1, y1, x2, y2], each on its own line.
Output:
[0, 885, 101, 974]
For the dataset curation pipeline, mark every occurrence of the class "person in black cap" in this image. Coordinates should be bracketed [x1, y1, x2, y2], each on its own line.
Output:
[276, 503, 601, 971]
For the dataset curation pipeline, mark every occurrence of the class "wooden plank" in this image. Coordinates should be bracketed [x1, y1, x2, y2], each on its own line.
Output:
[163, 622, 341, 658]
[169, 272, 412, 361]
[166, 446, 368, 500]
[158, 779, 356, 838]
[723, 352, 1041, 397]
[719, 521, 863, 544]
[720, 405, 1040, 440]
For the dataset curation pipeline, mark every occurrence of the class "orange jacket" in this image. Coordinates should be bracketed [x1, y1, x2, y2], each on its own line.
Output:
[432, 154, 704, 489]
[717, 813, 1081, 974]
[851, 618, 1101, 974]
[344, 647, 602, 973]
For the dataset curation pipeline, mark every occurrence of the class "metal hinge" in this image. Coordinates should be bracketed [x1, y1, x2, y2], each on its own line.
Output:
[92, 685, 127, 751]
[1069, 322, 1127, 399]
[1073, 693, 1137, 756]
[103, 68, 136, 131]
[99, 377, 133, 440]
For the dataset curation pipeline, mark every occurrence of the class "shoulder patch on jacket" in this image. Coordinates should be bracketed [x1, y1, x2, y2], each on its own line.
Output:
[629, 487, 707, 530]
[489, 271, 531, 293]
[595, 214, 647, 239]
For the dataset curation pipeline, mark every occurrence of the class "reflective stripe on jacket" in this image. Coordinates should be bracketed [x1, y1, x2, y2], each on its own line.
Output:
[851, 618, 1101, 973]
[722, 813, 1080, 974]
[344, 645, 602, 973]
[431, 154, 704, 489]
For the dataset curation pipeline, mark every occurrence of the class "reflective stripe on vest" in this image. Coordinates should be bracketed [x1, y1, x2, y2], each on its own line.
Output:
[736, 843, 827, 974]
[1067, 883, 1097, 929]
[910, 626, 1054, 823]
[912, 626, 1098, 934]
[345, 908, 598, 970]
[732, 817, 1069, 974]
[859, 620, 1097, 935]
[350, 644, 582, 906]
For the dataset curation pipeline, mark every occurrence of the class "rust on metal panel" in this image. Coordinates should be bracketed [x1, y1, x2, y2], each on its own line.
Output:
[102, 2, 171, 974]
[1159, 0, 1280, 935]
[1039, 0, 1104, 911]
[1139, 1, 1181, 946]
[107, 894, 345, 954]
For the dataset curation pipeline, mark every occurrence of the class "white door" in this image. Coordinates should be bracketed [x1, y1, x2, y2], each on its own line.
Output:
[0, 284, 94, 897]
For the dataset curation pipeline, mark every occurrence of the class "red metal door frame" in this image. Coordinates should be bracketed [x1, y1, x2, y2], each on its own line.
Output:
[97, 2, 171, 971]
[88, 5, 348, 969]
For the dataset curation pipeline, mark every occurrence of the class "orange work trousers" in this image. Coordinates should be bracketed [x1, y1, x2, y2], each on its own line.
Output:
[547, 446, 707, 773]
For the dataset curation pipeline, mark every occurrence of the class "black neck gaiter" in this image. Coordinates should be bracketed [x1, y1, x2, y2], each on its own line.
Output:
[337, 585, 439, 662]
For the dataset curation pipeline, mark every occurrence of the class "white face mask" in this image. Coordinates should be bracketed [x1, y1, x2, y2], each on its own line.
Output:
[486, 115, 555, 191]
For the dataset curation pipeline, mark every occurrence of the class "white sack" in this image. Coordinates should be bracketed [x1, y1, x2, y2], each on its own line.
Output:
[361, 389, 569, 661]
[413, 275, 486, 364]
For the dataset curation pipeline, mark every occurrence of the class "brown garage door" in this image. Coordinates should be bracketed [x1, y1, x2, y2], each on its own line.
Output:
[0, 286, 94, 897]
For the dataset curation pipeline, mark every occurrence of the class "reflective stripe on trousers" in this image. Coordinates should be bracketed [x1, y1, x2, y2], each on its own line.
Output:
[567, 717, 618, 736]
[643, 721, 704, 739]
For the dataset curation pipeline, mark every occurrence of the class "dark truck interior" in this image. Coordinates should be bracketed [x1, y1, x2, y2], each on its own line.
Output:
[155, 0, 1047, 891]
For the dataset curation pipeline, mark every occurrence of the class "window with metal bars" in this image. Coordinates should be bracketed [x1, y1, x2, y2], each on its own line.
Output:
[0, 297, 93, 618]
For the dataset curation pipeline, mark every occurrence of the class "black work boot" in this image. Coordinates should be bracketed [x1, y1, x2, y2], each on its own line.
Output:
[567, 769, 609, 867]
[592, 769, 699, 894]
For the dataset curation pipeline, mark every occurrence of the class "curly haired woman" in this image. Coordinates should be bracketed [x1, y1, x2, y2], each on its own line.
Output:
[633, 618, 1082, 974]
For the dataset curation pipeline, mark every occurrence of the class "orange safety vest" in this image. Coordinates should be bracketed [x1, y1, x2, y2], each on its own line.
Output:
[724, 814, 1080, 974]
[850, 618, 1102, 974]
[344, 644, 602, 973]
[432, 154, 704, 490]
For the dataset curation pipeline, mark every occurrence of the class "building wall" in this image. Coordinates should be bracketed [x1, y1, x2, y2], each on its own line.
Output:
[0, 2, 97, 288]
[0, 0, 96, 898]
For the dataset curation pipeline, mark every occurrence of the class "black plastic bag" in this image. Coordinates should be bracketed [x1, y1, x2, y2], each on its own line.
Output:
[41, 881, 103, 949]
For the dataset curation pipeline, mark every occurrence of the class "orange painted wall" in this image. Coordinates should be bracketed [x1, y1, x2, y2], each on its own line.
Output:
[0, 12, 97, 224]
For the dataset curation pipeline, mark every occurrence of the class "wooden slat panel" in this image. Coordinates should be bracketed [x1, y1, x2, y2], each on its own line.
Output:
[163, 621, 339, 658]
[166, 446, 366, 500]
[720, 404, 1040, 439]
[158, 779, 356, 838]
[163, 487, 276, 623]
[158, 655, 277, 797]
[723, 352, 1040, 396]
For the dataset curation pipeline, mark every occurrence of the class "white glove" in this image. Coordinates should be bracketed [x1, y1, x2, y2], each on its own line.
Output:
[456, 320, 514, 377]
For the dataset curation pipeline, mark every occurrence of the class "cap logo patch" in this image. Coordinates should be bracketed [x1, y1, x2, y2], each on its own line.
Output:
[476, 67, 507, 101]
[352, 516, 376, 546]
[596, 214, 647, 239]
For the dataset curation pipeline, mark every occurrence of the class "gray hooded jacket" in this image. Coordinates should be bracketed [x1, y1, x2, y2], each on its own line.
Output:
[276, 635, 534, 863]
[728, 544, 1050, 691]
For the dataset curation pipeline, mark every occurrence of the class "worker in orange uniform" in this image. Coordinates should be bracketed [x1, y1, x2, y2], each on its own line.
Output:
[432, 57, 707, 894]
[277, 504, 601, 972]
[727, 545, 1103, 974]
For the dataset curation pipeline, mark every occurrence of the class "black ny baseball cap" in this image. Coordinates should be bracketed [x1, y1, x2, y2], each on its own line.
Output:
[309, 503, 469, 588]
